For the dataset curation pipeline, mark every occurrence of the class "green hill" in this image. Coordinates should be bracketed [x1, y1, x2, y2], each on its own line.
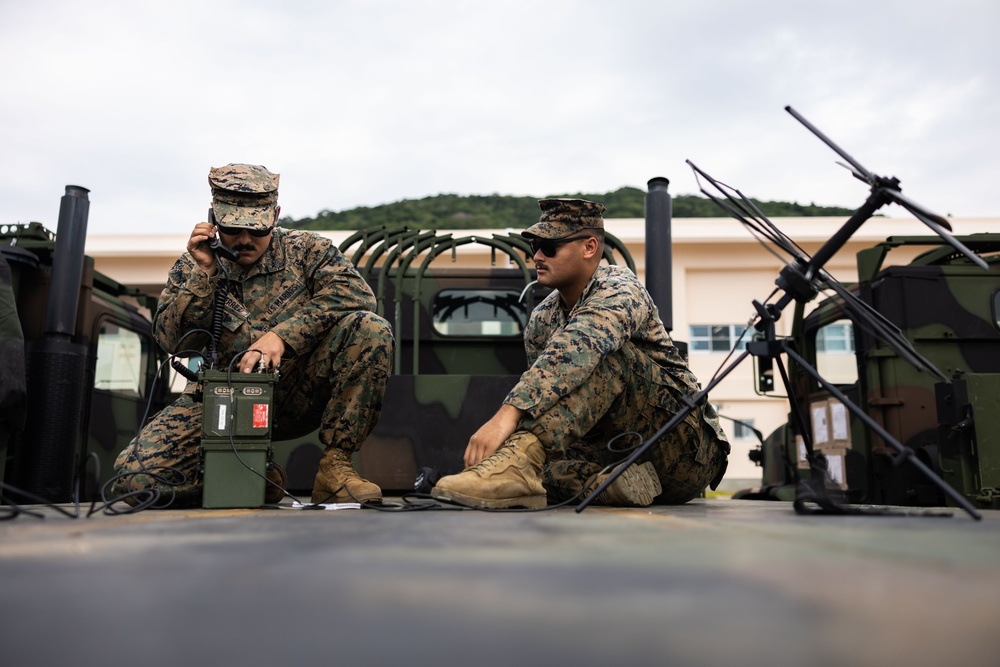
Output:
[282, 186, 856, 230]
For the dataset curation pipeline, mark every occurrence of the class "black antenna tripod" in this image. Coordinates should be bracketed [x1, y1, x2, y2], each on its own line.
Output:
[578, 106, 985, 520]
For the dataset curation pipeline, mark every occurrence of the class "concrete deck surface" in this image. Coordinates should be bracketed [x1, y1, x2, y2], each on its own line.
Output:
[1, 497, 998, 667]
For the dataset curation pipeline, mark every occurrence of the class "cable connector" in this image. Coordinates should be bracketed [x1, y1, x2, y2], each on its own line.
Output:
[171, 357, 199, 382]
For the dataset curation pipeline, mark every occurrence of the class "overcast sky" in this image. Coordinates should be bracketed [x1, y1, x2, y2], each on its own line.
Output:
[2, 0, 997, 235]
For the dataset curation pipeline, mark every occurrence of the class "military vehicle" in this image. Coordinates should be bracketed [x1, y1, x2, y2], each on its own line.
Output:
[1, 186, 171, 503]
[711, 107, 1000, 514]
[2, 180, 672, 503]
[736, 233, 1000, 510]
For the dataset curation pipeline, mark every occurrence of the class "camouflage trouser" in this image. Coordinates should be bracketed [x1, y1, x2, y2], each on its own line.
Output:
[525, 342, 730, 504]
[112, 311, 393, 507]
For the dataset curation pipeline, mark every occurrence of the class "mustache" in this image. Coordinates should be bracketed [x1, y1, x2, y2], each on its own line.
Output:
[232, 244, 256, 252]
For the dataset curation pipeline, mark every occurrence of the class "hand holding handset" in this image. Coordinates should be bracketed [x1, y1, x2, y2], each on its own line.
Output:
[207, 208, 239, 262]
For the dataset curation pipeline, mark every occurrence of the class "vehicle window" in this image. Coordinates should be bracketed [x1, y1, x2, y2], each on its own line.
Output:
[815, 320, 857, 385]
[432, 289, 526, 337]
[816, 322, 854, 353]
[94, 322, 149, 397]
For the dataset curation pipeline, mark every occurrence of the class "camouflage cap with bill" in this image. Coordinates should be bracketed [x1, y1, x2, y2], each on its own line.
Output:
[521, 198, 606, 239]
[209, 163, 280, 230]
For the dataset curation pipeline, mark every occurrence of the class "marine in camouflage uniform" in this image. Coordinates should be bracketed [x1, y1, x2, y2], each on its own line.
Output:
[112, 164, 393, 507]
[432, 198, 729, 508]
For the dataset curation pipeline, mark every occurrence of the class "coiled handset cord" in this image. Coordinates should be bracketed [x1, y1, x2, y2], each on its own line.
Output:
[208, 273, 228, 369]
[169, 264, 230, 383]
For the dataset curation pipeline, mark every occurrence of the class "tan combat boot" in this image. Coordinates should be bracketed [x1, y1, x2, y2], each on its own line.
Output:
[311, 448, 382, 504]
[589, 461, 662, 507]
[431, 431, 546, 509]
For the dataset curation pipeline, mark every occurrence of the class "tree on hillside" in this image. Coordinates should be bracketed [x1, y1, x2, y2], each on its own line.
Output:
[282, 188, 856, 230]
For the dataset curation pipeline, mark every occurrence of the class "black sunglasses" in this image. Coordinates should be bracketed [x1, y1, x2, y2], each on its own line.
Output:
[529, 235, 592, 258]
[217, 224, 273, 238]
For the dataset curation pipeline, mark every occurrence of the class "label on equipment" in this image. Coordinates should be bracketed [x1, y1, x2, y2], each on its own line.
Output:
[253, 403, 269, 429]
[217, 404, 227, 430]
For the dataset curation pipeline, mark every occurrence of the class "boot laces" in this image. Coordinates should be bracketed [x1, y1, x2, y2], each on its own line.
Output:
[328, 459, 354, 474]
[470, 444, 517, 473]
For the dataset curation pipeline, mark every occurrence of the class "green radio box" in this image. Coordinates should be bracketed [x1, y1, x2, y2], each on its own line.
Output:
[200, 370, 276, 509]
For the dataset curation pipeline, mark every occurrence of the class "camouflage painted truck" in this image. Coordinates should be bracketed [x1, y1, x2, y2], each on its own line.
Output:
[1, 186, 170, 502]
[737, 233, 1000, 510]
[2, 180, 670, 501]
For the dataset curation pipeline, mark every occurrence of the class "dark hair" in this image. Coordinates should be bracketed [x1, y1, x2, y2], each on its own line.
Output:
[590, 229, 606, 255]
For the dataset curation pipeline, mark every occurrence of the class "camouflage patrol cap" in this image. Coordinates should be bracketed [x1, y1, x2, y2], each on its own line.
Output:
[208, 163, 280, 230]
[521, 198, 606, 239]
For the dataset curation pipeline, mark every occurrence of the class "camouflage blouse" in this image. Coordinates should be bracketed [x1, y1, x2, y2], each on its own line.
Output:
[504, 264, 699, 417]
[154, 227, 376, 365]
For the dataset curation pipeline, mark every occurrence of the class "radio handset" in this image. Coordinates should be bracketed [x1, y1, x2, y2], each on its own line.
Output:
[207, 208, 239, 262]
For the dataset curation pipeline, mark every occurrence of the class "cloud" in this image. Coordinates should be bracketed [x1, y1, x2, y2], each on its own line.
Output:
[1, 0, 997, 234]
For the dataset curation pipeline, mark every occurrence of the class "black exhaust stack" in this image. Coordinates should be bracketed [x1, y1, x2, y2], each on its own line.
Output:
[44, 186, 90, 336]
[644, 177, 673, 332]
[18, 186, 92, 501]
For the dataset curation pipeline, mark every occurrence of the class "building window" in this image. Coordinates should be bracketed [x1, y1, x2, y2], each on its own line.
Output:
[689, 324, 751, 353]
[733, 419, 757, 440]
[816, 322, 854, 353]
